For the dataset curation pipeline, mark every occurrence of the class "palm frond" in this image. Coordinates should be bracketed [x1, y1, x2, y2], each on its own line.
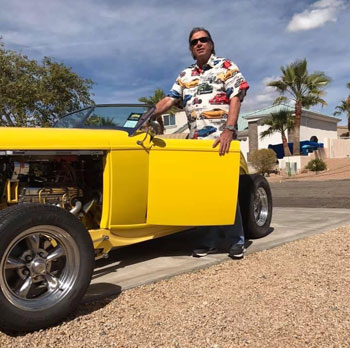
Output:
[260, 110, 294, 140]
[273, 96, 288, 105]
[260, 129, 274, 139]
[267, 80, 287, 92]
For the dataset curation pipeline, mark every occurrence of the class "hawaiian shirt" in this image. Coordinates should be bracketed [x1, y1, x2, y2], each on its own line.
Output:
[168, 54, 249, 139]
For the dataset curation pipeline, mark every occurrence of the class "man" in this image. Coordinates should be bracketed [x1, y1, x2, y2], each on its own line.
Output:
[154, 27, 249, 258]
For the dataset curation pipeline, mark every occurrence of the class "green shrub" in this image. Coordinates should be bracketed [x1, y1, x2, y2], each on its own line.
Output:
[249, 149, 277, 175]
[305, 158, 327, 173]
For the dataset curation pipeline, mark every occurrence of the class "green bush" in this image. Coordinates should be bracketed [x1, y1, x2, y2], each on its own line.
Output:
[305, 158, 327, 173]
[249, 149, 277, 175]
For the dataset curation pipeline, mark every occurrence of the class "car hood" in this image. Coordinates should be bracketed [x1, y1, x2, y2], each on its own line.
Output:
[0, 127, 143, 151]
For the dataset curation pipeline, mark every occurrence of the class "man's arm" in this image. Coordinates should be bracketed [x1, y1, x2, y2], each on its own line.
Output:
[212, 96, 241, 156]
[154, 97, 177, 117]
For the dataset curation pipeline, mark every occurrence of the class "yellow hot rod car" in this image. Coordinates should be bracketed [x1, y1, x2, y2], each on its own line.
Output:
[0, 104, 272, 332]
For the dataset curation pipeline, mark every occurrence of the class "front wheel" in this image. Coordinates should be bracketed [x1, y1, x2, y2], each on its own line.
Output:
[0, 204, 94, 332]
[238, 174, 273, 239]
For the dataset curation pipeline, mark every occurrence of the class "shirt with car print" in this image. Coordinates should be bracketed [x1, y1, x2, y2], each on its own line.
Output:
[168, 54, 249, 138]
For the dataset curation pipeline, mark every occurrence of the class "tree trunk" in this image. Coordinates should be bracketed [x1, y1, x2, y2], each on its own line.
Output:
[293, 101, 302, 155]
[281, 132, 291, 157]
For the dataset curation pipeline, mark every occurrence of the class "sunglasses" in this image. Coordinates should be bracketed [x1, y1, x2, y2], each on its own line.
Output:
[190, 37, 210, 46]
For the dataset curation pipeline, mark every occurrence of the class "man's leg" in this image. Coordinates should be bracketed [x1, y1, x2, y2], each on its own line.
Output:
[222, 203, 245, 259]
[192, 226, 219, 257]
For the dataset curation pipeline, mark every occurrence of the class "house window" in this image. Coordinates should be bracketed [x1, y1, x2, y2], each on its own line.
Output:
[163, 114, 176, 126]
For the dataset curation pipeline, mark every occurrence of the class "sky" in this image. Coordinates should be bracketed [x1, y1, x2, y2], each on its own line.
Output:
[1, 0, 349, 125]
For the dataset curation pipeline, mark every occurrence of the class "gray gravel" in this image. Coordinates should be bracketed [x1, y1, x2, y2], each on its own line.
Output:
[2, 226, 350, 347]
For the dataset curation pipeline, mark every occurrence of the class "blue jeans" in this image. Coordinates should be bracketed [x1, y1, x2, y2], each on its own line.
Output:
[197, 203, 245, 249]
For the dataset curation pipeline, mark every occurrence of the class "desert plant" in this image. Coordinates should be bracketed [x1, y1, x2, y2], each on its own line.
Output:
[249, 149, 277, 176]
[305, 158, 327, 174]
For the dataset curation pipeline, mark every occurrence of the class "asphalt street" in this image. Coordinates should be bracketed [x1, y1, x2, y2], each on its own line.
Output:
[270, 179, 350, 208]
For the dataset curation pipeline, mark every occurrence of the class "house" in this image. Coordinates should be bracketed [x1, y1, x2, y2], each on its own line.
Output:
[163, 111, 188, 134]
[239, 104, 341, 161]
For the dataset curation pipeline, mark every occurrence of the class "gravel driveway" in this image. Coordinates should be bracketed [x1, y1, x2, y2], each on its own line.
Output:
[2, 225, 350, 347]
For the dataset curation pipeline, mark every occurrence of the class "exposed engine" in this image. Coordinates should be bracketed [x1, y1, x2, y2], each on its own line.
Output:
[0, 151, 104, 228]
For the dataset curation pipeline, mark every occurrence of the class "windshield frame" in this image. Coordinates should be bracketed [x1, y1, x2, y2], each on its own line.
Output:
[54, 104, 155, 135]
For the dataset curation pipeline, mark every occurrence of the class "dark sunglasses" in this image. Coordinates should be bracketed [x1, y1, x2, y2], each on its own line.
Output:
[190, 37, 210, 46]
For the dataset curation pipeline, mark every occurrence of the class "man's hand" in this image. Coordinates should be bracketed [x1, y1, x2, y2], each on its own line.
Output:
[212, 129, 236, 156]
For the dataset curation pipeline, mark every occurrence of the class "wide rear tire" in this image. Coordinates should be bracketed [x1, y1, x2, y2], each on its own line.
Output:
[238, 174, 273, 239]
[0, 204, 94, 332]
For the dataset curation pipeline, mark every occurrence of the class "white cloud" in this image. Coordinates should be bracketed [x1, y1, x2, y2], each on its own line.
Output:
[287, 0, 346, 32]
[241, 76, 284, 113]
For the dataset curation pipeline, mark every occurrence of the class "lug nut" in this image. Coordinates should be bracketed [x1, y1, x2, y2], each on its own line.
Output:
[25, 256, 32, 262]
[39, 252, 45, 258]
[23, 269, 30, 276]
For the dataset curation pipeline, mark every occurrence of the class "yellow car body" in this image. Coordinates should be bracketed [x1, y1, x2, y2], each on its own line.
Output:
[0, 126, 246, 256]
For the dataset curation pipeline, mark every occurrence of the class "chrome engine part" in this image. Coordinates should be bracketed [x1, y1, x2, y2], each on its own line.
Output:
[19, 186, 83, 208]
[0, 152, 103, 227]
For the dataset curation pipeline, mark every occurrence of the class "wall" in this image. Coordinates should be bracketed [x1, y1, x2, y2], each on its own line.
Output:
[278, 148, 327, 173]
[300, 117, 337, 143]
[247, 121, 258, 160]
[325, 138, 350, 158]
[164, 111, 188, 134]
[239, 138, 249, 161]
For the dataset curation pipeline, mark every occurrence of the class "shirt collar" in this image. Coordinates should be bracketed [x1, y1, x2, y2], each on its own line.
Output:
[206, 54, 217, 68]
[195, 54, 217, 71]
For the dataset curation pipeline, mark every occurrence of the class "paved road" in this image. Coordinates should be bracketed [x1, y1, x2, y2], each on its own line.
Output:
[270, 179, 350, 208]
[85, 206, 350, 301]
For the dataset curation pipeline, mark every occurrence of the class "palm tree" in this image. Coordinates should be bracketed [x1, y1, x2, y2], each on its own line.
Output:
[267, 59, 331, 155]
[260, 109, 294, 157]
[139, 88, 179, 133]
[333, 83, 350, 135]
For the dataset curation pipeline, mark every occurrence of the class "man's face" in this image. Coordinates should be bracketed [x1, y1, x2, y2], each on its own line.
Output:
[190, 31, 213, 61]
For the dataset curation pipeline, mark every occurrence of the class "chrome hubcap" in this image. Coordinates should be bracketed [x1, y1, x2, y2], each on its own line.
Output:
[253, 187, 269, 226]
[30, 257, 47, 275]
[0, 226, 80, 311]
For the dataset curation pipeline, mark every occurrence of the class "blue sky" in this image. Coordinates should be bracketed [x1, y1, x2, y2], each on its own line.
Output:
[1, 0, 349, 124]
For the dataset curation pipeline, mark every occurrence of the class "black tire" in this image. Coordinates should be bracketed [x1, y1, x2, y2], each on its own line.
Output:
[0, 203, 94, 332]
[238, 174, 273, 239]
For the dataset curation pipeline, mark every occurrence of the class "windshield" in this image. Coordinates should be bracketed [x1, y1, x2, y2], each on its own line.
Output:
[54, 105, 152, 133]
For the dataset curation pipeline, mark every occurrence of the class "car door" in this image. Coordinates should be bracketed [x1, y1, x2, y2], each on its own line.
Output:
[146, 138, 241, 226]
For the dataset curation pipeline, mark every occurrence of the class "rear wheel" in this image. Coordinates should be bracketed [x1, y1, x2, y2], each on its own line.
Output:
[238, 174, 273, 239]
[0, 204, 94, 332]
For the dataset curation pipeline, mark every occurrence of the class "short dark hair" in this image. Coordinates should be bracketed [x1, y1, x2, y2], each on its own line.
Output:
[188, 27, 215, 59]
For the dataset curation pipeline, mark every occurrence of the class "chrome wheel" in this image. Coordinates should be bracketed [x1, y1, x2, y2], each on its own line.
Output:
[239, 174, 272, 239]
[253, 187, 269, 227]
[0, 225, 80, 311]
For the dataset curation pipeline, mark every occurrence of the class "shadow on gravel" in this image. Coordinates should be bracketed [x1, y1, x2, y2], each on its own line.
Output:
[2, 294, 121, 337]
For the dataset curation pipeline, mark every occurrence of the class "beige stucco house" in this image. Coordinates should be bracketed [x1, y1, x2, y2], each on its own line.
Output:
[239, 104, 340, 161]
